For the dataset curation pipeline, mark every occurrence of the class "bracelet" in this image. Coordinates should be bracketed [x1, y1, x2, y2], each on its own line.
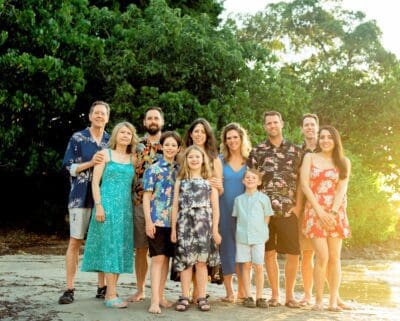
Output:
[95, 201, 101, 206]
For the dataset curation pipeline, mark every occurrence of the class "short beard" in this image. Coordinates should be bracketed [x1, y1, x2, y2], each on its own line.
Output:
[145, 125, 161, 136]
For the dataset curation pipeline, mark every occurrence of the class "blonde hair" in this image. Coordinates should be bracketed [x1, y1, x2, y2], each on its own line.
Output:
[178, 145, 212, 180]
[108, 121, 138, 154]
[220, 122, 252, 161]
[243, 168, 263, 181]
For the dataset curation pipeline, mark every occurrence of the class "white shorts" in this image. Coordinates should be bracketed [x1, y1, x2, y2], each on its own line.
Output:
[69, 208, 91, 239]
[236, 243, 265, 264]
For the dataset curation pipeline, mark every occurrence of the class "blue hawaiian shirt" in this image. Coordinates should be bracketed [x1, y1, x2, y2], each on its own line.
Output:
[62, 128, 109, 208]
[143, 158, 179, 227]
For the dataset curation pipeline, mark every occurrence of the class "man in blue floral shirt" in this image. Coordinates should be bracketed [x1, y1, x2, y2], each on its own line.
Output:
[247, 111, 302, 309]
[59, 101, 110, 304]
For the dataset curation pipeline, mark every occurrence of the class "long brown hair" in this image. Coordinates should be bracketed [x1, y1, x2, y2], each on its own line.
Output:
[184, 118, 218, 160]
[318, 125, 348, 179]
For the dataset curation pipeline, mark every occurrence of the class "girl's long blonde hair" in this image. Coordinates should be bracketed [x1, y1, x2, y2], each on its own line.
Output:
[178, 145, 212, 180]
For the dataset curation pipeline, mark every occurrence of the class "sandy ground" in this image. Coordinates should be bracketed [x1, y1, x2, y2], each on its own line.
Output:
[1, 254, 399, 321]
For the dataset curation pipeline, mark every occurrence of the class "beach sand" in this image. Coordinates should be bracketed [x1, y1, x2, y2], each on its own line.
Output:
[0, 254, 399, 321]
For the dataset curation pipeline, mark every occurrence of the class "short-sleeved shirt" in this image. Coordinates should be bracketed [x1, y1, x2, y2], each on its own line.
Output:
[62, 128, 109, 208]
[299, 142, 318, 166]
[143, 158, 179, 227]
[247, 139, 302, 217]
[133, 136, 163, 206]
[232, 191, 273, 245]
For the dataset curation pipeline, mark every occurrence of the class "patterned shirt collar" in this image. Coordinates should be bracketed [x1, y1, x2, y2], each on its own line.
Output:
[158, 157, 178, 169]
[141, 134, 161, 146]
[301, 142, 318, 153]
[265, 138, 289, 149]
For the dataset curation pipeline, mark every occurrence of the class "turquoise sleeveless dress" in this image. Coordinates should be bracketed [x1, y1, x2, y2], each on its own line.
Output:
[219, 157, 246, 275]
[82, 149, 134, 274]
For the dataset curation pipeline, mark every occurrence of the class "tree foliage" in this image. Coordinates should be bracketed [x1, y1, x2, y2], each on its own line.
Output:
[239, 0, 400, 245]
[0, 0, 398, 244]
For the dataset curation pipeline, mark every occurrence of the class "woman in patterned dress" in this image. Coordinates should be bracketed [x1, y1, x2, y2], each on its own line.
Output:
[81, 122, 138, 308]
[170, 145, 222, 312]
[300, 125, 351, 312]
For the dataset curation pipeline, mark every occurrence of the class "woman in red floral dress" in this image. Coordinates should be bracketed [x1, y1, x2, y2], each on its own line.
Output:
[300, 125, 351, 312]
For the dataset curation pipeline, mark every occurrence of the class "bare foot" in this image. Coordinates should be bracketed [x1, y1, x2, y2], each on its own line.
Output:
[148, 303, 161, 314]
[299, 296, 312, 306]
[128, 291, 145, 302]
[221, 295, 235, 303]
[337, 299, 353, 310]
[160, 298, 173, 308]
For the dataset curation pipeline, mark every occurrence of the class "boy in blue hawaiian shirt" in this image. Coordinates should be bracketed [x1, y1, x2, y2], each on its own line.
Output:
[143, 131, 181, 314]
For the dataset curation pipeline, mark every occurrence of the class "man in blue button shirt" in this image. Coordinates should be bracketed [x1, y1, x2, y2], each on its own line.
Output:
[59, 101, 110, 304]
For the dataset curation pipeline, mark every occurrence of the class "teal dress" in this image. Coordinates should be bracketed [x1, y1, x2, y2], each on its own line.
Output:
[82, 149, 134, 274]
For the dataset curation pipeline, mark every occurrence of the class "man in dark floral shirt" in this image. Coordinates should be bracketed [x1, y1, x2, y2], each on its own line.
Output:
[247, 111, 302, 309]
[129, 107, 163, 302]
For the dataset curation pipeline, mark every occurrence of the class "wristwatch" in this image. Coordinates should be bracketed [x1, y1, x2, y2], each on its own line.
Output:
[330, 210, 339, 216]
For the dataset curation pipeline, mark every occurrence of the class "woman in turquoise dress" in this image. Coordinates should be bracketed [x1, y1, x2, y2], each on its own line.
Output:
[82, 121, 138, 308]
[218, 123, 252, 302]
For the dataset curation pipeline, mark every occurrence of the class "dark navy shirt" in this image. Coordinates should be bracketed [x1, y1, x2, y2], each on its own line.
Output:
[62, 127, 109, 208]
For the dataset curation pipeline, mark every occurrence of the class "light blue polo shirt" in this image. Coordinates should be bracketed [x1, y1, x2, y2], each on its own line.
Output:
[232, 191, 273, 245]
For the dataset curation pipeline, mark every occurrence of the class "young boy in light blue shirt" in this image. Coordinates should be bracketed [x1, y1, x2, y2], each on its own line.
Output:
[232, 168, 273, 308]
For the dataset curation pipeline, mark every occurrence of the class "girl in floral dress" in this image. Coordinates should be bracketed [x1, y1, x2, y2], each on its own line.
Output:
[170, 145, 222, 312]
[300, 125, 351, 312]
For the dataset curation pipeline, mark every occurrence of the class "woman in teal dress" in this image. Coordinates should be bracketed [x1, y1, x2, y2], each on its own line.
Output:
[82, 121, 138, 308]
[218, 123, 252, 302]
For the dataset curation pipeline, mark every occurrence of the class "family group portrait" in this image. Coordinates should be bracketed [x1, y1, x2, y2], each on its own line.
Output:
[1, 0, 399, 321]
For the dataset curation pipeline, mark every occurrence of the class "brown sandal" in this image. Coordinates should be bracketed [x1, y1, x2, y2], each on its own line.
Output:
[197, 297, 210, 311]
[256, 298, 268, 308]
[267, 298, 281, 307]
[175, 296, 190, 312]
[285, 299, 301, 309]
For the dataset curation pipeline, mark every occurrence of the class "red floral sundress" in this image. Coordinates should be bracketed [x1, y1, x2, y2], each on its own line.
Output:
[303, 164, 351, 239]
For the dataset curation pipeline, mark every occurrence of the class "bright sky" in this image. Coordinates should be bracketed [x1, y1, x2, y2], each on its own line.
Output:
[222, 0, 400, 58]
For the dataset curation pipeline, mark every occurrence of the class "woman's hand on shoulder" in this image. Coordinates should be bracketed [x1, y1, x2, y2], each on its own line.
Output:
[209, 176, 223, 190]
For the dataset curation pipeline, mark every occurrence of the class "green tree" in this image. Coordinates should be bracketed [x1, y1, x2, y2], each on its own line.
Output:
[0, 0, 102, 175]
[239, 0, 400, 244]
